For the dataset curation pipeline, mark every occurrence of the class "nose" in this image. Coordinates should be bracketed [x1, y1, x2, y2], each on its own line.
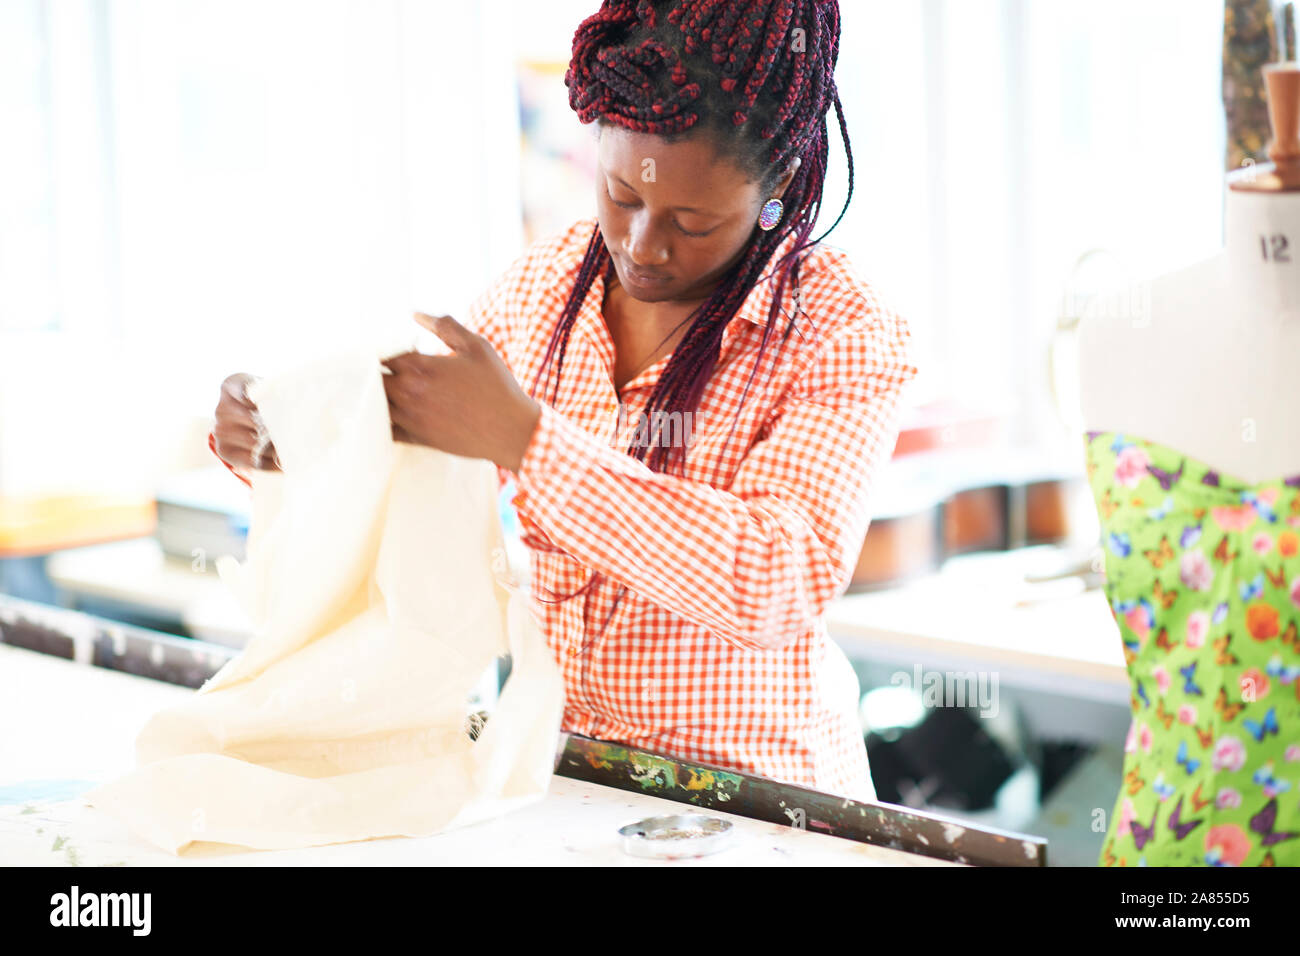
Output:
[622, 216, 670, 268]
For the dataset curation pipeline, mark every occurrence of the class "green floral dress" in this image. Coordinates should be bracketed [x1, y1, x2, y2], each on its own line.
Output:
[1085, 431, 1300, 866]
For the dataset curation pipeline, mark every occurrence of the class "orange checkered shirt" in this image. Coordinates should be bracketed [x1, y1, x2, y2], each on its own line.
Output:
[211, 215, 917, 799]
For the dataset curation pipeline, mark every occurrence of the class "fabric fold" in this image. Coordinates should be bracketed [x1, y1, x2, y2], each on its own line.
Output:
[85, 335, 564, 854]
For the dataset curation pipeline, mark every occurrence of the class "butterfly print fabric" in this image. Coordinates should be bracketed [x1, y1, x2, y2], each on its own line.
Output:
[1086, 432, 1300, 866]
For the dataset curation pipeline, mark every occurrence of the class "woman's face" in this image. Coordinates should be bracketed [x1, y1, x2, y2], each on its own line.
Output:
[595, 124, 794, 305]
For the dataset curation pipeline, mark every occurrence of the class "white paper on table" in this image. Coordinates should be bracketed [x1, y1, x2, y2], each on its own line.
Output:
[84, 333, 565, 854]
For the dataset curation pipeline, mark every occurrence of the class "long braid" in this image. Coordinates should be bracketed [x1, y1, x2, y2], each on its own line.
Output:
[531, 0, 852, 478]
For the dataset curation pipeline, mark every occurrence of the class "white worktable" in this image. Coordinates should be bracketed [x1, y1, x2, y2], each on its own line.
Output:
[0, 644, 956, 867]
[827, 546, 1128, 703]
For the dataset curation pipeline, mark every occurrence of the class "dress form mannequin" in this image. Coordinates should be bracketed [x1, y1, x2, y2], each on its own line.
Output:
[1079, 65, 1300, 483]
[1079, 57, 1300, 868]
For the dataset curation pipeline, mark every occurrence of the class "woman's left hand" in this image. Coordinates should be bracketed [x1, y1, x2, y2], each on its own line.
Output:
[381, 312, 541, 472]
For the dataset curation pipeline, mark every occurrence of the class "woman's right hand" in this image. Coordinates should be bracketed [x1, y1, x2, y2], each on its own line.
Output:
[212, 373, 282, 472]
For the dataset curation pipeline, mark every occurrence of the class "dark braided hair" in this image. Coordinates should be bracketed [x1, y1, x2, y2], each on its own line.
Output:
[532, 0, 855, 478]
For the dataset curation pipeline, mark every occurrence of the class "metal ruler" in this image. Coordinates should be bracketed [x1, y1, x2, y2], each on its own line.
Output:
[554, 732, 1047, 866]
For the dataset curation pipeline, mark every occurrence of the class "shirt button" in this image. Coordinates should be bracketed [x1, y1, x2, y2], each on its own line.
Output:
[568, 646, 579, 657]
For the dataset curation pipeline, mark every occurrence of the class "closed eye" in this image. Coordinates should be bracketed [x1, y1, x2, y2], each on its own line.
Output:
[604, 182, 714, 238]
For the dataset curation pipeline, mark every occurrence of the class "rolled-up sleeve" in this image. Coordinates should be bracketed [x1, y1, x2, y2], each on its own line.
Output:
[508, 307, 917, 652]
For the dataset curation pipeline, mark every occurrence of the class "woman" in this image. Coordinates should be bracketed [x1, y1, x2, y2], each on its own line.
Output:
[211, 0, 917, 799]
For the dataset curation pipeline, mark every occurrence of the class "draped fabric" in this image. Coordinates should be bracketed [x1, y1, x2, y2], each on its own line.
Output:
[85, 337, 565, 854]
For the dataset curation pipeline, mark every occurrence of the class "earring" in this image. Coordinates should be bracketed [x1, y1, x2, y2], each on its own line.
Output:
[758, 198, 783, 231]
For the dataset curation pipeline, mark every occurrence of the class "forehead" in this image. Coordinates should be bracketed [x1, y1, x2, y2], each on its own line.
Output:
[598, 125, 754, 196]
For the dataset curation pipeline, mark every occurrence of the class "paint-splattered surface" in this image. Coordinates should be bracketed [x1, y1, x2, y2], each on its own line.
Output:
[0, 777, 960, 867]
[556, 735, 1044, 866]
[0, 643, 959, 867]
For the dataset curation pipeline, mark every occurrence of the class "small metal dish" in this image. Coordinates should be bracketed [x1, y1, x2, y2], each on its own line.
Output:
[617, 813, 735, 859]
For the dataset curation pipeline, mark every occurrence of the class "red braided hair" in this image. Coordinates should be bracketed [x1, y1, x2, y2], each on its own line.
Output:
[532, 0, 854, 478]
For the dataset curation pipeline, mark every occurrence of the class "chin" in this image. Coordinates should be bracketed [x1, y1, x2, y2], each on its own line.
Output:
[616, 266, 680, 302]
[621, 283, 678, 303]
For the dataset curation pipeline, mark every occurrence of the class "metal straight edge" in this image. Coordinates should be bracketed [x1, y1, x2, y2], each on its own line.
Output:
[0, 593, 234, 688]
[554, 733, 1048, 867]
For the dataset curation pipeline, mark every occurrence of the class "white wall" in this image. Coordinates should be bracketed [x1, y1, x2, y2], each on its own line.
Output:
[0, 0, 522, 496]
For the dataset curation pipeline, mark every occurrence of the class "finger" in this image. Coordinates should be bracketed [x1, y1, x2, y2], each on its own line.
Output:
[386, 392, 411, 431]
[381, 350, 420, 368]
[415, 312, 476, 353]
[215, 440, 260, 470]
[222, 375, 260, 410]
[241, 447, 282, 472]
[214, 419, 262, 445]
[221, 436, 279, 469]
[247, 445, 283, 472]
[382, 351, 436, 379]
[384, 355, 445, 405]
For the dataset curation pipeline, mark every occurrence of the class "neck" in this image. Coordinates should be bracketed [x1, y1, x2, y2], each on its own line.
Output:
[606, 275, 710, 322]
[1224, 187, 1300, 314]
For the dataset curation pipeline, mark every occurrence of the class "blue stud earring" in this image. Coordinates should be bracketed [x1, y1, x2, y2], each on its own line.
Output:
[758, 198, 783, 231]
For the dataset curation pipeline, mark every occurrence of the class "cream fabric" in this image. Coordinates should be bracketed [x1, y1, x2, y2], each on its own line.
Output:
[85, 338, 565, 854]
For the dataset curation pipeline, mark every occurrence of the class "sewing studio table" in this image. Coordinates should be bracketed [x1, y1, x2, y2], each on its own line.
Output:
[0, 642, 984, 867]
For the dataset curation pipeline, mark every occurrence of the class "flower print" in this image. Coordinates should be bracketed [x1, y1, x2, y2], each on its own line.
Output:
[1180, 524, 1203, 549]
[1215, 788, 1242, 810]
[1212, 736, 1247, 772]
[1204, 824, 1252, 866]
[1177, 704, 1198, 725]
[1180, 550, 1214, 591]
[1279, 530, 1299, 558]
[1285, 744, 1300, 763]
[1124, 721, 1137, 754]
[1246, 602, 1280, 641]
[1185, 610, 1210, 649]
[1116, 798, 1137, 837]
[1153, 665, 1171, 694]
[1138, 723, 1154, 753]
[1123, 599, 1154, 641]
[1291, 576, 1300, 610]
[1212, 504, 1257, 532]
[1253, 532, 1274, 555]
[1212, 602, 1230, 625]
[1258, 487, 1280, 506]
[1240, 668, 1270, 701]
[1114, 446, 1150, 488]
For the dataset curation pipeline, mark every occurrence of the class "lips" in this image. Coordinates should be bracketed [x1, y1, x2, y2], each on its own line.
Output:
[623, 262, 671, 284]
